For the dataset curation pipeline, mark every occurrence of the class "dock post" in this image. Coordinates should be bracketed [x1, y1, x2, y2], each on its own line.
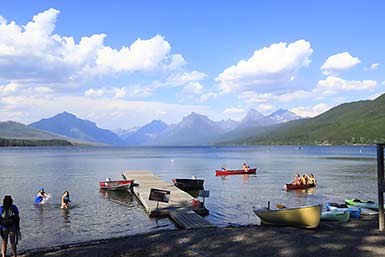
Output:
[377, 144, 385, 231]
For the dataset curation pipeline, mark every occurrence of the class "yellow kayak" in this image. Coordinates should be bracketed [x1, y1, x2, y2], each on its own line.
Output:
[253, 204, 321, 229]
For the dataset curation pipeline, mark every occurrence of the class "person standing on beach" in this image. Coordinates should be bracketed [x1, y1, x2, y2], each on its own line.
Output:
[0, 195, 20, 257]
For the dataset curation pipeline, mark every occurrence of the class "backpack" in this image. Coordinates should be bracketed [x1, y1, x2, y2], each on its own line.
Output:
[0, 206, 16, 227]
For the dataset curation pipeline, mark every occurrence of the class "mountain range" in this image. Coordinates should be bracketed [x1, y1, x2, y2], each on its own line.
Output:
[29, 112, 125, 146]
[4, 93, 385, 146]
[148, 109, 301, 146]
[0, 121, 73, 146]
[122, 120, 168, 145]
[0, 108, 302, 146]
[220, 94, 385, 145]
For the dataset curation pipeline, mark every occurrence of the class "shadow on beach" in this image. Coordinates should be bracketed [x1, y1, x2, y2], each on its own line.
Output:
[20, 215, 385, 257]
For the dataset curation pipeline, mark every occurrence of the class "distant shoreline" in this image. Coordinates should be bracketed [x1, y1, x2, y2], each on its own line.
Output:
[0, 137, 73, 147]
[0, 142, 378, 147]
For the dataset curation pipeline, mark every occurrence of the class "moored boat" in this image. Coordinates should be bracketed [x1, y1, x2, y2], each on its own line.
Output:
[215, 168, 256, 176]
[99, 180, 134, 191]
[172, 178, 204, 191]
[285, 183, 316, 190]
[326, 202, 361, 218]
[321, 211, 350, 222]
[253, 204, 321, 229]
[345, 199, 379, 210]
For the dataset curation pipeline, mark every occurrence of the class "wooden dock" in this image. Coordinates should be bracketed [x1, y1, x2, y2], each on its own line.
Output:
[169, 209, 214, 229]
[124, 171, 215, 229]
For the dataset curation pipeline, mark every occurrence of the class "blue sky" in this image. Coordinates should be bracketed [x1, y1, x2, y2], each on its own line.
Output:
[0, 1, 384, 129]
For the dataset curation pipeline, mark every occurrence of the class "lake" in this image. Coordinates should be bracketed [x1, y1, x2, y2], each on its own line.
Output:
[0, 145, 378, 251]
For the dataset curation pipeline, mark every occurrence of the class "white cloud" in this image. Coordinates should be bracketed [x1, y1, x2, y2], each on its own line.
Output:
[85, 86, 152, 98]
[113, 88, 126, 98]
[258, 103, 274, 112]
[0, 93, 211, 128]
[274, 90, 312, 102]
[85, 88, 104, 97]
[238, 90, 312, 105]
[182, 82, 203, 95]
[315, 76, 377, 94]
[223, 108, 245, 115]
[168, 54, 186, 70]
[0, 9, 186, 88]
[370, 63, 379, 71]
[0, 83, 19, 95]
[238, 91, 273, 104]
[290, 103, 330, 118]
[199, 92, 219, 103]
[222, 107, 245, 120]
[216, 39, 313, 92]
[321, 52, 360, 75]
[158, 71, 207, 88]
[115, 87, 152, 98]
[33, 87, 54, 93]
[96, 35, 172, 72]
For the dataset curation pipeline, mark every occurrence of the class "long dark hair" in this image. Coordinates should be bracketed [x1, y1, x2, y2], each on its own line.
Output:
[3, 195, 13, 208]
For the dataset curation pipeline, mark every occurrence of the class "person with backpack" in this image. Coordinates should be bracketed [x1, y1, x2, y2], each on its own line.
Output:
[0, 195, 20, 257]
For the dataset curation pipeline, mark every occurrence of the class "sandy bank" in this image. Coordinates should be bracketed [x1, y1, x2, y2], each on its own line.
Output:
[20, 216, 385, 257]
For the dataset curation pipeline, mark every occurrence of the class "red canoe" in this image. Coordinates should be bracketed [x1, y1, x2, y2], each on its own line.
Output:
[285, 183, 316, 190]
[99, 180, 134, 191]
[215, 168, 256, 176]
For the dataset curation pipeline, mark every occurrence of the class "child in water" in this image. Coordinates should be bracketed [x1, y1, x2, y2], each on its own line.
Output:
[61, 191, 71, 209]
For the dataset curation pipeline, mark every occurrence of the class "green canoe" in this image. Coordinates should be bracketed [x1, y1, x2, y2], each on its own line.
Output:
[321, 211, 350, 222]
[345, 199, 378, 210]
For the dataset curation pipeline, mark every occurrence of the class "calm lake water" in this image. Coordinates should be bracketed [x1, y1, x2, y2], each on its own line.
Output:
[0, 146, 378, 251]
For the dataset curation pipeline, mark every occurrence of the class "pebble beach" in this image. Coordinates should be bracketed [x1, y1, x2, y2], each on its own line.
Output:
[20, 215, 385, 257]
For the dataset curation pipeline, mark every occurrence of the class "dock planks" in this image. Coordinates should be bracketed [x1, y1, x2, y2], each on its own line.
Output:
[124, 171, 194, 214]
[124, 171, 214, 229]
[169, 209, 215, 229]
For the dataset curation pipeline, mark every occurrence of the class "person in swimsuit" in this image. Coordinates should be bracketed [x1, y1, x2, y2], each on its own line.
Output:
[61, 191, 71, 209]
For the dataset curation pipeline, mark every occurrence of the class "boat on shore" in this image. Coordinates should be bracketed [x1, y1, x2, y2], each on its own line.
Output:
[253, 204, 321, 229]
[285, 183, 316, 190]
[321, 211, 350, 222]
[172, 178, 204, 191]
[215, 168, 256, 176]
[345, 199, 379, 210]
[99, 180, 134, 191]
[326, 202, 361, 218]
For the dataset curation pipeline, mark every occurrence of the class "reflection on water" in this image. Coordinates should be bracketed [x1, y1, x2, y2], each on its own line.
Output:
[61, 209, 70, 224]
[0, 145, 377, 251]
[99, 189, 133, 206]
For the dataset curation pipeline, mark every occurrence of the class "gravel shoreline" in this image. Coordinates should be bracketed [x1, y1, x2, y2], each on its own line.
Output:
[20, 216, 385, 257]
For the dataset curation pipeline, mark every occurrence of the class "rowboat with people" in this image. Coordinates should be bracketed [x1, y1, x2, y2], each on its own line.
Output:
[215, 168, 256, 176]
[285, 183, 316, 190]
[216, 162, 256, 176]
[285, 173, 317, 190]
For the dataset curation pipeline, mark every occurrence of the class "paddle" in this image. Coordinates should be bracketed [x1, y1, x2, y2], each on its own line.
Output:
[276, 204, 287, 209]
